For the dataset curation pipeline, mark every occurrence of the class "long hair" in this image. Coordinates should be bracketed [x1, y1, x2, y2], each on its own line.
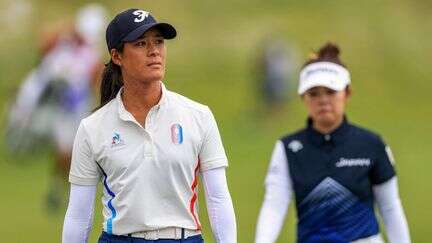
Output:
[97, 44, 124, 109]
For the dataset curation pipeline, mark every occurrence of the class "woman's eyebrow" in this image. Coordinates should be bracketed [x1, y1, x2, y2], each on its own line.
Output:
[141, 33, 164, 39]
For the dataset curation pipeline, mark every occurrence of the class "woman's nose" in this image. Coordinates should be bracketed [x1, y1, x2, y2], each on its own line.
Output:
[317, 93, 331, 103]
[147, 43, 159, 56]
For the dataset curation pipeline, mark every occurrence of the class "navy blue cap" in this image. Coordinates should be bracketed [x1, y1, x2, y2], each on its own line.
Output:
[106, 9, 177, 51]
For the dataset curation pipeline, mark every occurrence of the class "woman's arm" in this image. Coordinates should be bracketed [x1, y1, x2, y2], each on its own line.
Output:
[255, 141, 293, 243]
[62, 184, 97, 243]
[373, 177, 411, 243]
[201, 167, 237, 243]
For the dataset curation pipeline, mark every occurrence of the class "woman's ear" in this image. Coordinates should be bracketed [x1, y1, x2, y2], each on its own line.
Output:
[110, 49, 122, 66]
[345, 85, 352, 99]
[300, 93, 305, 101]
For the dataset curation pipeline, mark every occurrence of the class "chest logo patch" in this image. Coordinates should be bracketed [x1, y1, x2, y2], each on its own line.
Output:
[171, 123, 183, 145]
[111, 132, 125, 147]
[335, 158, 371, 167]
[288, 140, 303, 153]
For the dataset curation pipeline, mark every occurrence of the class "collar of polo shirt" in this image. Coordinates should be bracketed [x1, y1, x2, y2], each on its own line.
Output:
[116, 81, 168, 122]
[306, 116, 351, 145]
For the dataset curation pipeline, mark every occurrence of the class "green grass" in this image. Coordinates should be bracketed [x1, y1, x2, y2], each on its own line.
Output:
[0, 0, 431, 242]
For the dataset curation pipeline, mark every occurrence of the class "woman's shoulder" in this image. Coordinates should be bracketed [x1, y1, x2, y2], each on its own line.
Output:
[348, 123, 386, 145]
[279, 128, 309, 144]
[81, 100, 117, 129]
[277, 122, 387, 148]
[166, 90, 211, 115]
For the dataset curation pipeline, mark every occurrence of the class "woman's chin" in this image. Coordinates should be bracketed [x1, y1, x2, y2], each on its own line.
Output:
[140, 74, 164, 83]
[316, 114, 337, 126]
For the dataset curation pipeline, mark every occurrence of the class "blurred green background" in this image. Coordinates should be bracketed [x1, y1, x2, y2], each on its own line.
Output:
[0, 0, 431, 242]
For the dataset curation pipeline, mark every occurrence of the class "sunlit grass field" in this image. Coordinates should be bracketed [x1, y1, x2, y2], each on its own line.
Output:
[0, 0, 431, 242]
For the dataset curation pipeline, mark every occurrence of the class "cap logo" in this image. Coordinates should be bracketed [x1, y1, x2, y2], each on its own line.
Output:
[133, 10, 149, 23]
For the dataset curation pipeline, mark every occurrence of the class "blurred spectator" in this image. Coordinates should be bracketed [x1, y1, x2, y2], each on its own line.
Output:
[6, 3, 107, 212]
[255, 37, 299, 110]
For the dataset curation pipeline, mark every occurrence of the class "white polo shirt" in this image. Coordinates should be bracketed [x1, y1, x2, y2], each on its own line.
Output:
[69, 82, 228, 235]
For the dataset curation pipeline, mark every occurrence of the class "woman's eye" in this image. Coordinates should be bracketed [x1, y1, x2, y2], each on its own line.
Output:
[308, 91, 318, 97]
[326, 90, 336, 95]
[156, 39, 164, 44]
[136, 41, 146, 46]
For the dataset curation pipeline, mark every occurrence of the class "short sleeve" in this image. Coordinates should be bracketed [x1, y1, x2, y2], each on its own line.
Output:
[199, 108, 228, 172]
[370, 138, 396, 185]
[69, 122, 101, 185]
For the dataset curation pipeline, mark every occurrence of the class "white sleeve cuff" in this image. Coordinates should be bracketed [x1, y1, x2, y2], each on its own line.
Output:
[69, 174, 100, 186]
[200, 157, 228, 172]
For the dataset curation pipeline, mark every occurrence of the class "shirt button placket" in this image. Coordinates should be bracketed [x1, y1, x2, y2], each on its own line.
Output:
[143, 108, 156, 157]
[323, 134, 333, 171]
[142, 130, 153, 157]
[146, 106, 159, 131]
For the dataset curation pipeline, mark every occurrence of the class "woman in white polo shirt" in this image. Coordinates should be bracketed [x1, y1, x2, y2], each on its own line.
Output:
[254, 43, 410, 243]
[62, 8, 237, 243]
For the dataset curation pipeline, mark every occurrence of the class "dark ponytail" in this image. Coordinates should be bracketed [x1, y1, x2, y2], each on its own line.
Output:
[303, 42, 346, 68]
[96, 44, 124, 110]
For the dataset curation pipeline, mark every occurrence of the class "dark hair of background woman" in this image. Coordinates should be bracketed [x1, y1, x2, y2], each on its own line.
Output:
[303, 42, 347, 68]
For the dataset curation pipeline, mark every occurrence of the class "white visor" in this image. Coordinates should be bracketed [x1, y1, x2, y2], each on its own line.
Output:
[298, 61, 351, 95]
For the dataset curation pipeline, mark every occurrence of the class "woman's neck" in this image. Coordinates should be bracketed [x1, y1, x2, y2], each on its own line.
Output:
[312, 116, 344, 135]
[122, 80, 162, 125]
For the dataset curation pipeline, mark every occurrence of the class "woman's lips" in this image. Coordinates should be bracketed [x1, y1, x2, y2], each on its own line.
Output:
[318, 108, 332, 114]
[147, 62, 162, 67]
